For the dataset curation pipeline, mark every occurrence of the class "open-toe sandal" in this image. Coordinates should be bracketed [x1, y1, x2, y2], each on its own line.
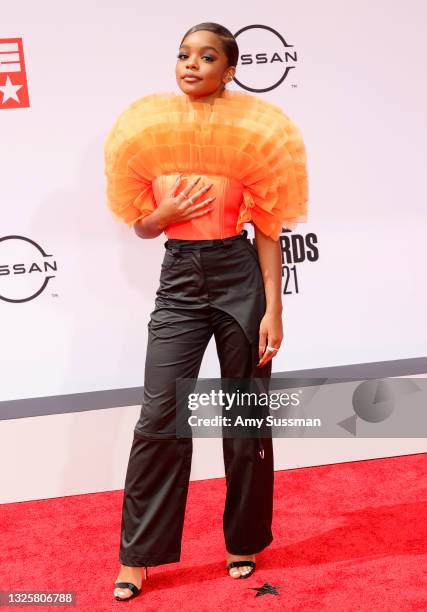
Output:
[226, 560, 256, 579]
[114, 567, 148, 601]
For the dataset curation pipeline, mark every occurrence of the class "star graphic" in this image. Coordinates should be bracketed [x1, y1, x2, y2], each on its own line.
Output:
[248, 582, 282, 597]
[0, 75, 23, 103]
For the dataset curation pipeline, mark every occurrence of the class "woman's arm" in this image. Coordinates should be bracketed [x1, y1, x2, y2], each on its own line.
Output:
[133, 209, 169, 239]
[254, 227, 283, 367]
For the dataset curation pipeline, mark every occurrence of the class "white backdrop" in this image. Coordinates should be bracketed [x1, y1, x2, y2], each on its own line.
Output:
[1, 0, 426, 502]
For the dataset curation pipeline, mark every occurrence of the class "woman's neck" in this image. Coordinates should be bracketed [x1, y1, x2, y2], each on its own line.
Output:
[184, 88, 227, 106]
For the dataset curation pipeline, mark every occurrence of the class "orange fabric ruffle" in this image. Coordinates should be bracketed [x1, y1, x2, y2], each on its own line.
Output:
[103, 89, 308, 240]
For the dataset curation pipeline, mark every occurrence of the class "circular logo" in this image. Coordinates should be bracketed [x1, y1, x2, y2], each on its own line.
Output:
[233, 24, 298, 92]
[0, 235, 57, 303]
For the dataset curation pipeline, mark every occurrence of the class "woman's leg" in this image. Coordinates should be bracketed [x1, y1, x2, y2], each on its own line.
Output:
[210, 307, 274, 574]
[119, 307, 213, 568]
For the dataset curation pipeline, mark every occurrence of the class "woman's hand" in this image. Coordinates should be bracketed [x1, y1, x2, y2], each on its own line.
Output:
[252, 228, 283, 368]
[157, 175, 216, 226]
[257, 310, 283, 368]
[133, 175, 215, 239]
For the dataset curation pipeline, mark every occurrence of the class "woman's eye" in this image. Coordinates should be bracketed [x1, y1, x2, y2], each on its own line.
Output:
[176, 53, 214, 62]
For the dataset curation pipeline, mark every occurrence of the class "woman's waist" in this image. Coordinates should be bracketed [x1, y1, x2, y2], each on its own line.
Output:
[165, 229, 248, 251]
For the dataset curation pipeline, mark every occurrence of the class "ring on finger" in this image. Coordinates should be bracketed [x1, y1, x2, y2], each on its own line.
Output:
[266, 345, 279, 353]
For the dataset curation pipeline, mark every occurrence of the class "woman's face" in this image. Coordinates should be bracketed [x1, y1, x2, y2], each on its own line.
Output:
[176, 30, 235, 101]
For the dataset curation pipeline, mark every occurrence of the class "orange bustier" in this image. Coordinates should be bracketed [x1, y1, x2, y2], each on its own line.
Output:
[151, 173, 244, 240]
[104, 90, 309, 241]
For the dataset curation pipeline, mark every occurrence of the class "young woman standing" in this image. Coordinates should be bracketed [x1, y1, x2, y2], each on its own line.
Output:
[104, 22, 308, 602]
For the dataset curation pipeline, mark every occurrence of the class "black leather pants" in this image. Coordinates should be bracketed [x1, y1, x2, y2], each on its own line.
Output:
[119, 230, 274, 567]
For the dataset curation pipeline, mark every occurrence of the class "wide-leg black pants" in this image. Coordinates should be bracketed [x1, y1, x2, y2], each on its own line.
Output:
[119, 229, 274, 567]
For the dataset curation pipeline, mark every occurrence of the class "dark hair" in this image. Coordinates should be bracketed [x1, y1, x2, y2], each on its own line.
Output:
[179, 22, 239, 69]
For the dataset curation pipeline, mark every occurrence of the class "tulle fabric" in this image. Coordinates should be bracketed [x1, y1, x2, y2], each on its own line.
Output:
[103, 89, 308, 240]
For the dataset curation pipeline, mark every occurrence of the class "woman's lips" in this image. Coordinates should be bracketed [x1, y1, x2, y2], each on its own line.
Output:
[183, 76, 201, 83]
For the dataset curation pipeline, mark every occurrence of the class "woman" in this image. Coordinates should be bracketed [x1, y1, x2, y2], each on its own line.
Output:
[104, 22, 308, 602]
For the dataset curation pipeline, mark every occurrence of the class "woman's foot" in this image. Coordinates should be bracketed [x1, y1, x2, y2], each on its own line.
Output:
[226, 551, 256, 578]
[113, 564, 143, 600]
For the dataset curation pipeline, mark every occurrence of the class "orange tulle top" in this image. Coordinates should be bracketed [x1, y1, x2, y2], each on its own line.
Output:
[103, 89, 309, 241]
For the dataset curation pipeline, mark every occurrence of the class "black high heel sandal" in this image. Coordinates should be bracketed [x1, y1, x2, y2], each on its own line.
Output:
[114, 566, 149, 601]
[226, 560, 256, 579]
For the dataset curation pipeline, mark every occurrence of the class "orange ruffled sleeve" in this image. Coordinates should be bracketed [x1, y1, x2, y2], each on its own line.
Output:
[231, 94, 308, 241]
[103, 101, 157, 228]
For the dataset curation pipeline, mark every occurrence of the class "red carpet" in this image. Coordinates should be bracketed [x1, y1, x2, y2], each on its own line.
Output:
[1, 453, 426, 611]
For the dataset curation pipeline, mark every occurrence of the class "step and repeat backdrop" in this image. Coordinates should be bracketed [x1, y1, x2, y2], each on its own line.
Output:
[1, 1, 426, 502]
